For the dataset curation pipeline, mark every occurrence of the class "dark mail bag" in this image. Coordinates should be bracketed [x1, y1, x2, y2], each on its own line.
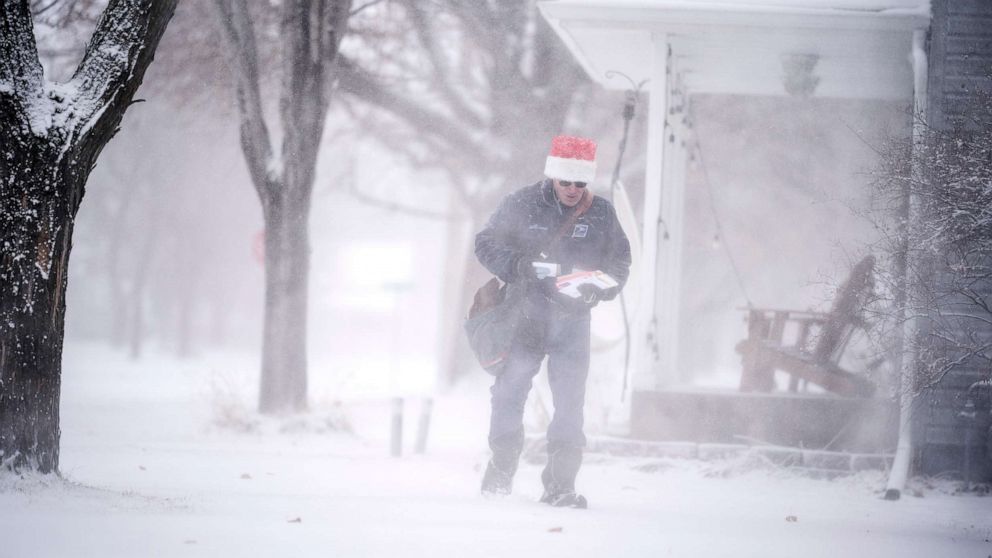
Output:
[463, 277, 525, 375]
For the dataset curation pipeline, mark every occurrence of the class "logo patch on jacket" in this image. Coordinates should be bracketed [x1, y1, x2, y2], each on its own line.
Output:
[571, 224, 589, 238]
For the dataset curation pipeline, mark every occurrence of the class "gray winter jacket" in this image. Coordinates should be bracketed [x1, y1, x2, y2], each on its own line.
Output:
[475, 179, 632, 308]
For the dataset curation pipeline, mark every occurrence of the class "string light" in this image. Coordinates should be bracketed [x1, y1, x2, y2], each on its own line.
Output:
[694, 130, 754, 308]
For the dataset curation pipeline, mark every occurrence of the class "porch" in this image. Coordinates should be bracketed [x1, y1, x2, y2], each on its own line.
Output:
[630, 389, 898, 453]
[540, 0, 929, 460]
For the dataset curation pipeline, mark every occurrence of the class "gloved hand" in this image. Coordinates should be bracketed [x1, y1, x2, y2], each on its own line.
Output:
[576, 284, 601, 308]
[553, 290, 596, 312]
[514, 256, 538, 282]
[537, 276, 559, 296]
[551, 284, 600, 311]
[598, 286, 620, 301]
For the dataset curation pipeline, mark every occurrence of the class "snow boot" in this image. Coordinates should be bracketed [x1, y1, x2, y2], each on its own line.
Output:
[540, 443, 587, 509]
[542, 491, 588, 509]
[481, 429, 524, 496]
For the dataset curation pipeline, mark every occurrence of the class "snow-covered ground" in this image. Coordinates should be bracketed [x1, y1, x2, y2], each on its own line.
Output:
[1, 341, 990, 558]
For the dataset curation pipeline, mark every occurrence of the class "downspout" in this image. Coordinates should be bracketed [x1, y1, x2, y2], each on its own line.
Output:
[884, 28, 928, 501]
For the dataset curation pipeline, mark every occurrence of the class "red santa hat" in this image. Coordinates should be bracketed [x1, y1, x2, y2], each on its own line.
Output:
[544, 135, 597, 183]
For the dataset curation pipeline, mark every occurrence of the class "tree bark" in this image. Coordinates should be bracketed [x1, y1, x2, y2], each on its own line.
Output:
[259, 197, 311, 413]
[440, 215, 493, 385]
[0, 0, 177, 473]
[0, 142, 76, 473]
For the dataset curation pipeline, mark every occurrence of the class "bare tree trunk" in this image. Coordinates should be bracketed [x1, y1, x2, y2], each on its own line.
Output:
[436, 213, 476, 385]
[175, 285, 194, 359]
[128, 289, 144, 360]
[0, 145, 76, 473]
[259, 198, 311, 412]
[209, 286, 229, 346]
[106, 195, 132, 348]
[126, 211, 158, 360]
[0, 0, 177, 473]
[439, 209, 504, 384]
[174, 242, 203, 358]
[109, 249, 127, 348]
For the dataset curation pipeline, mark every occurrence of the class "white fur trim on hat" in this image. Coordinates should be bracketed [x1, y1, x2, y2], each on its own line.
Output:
[544, 156, 596, 183]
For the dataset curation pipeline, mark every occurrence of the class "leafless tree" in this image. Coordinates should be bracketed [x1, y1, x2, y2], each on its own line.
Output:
[209, 0, 352, 414]
[0, 0, 177, 474]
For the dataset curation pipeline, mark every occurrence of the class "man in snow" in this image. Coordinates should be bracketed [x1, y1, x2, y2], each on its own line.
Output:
[474, 135, 632, 508]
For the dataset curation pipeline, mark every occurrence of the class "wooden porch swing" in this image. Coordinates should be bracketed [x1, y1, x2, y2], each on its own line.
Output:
[735, 255, 878, 398]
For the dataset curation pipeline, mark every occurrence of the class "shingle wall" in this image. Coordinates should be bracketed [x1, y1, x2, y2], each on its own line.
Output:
[927, 0, 992, 130]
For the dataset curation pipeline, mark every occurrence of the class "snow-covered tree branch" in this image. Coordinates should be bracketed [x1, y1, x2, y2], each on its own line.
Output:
[866, 89, 992, 394]
[211, 0, 274, 199]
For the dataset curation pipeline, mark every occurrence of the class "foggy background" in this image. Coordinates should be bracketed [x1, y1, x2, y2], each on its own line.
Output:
[11, 3, 992, 556]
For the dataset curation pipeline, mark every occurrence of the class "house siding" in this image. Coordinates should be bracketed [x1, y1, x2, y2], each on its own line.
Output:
[909, 0, 992, 482]
[927, 0, 992, 130]
[913, 262, 992, 481]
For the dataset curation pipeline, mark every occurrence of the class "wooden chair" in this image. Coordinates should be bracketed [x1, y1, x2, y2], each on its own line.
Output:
[736, 255, 877, 398]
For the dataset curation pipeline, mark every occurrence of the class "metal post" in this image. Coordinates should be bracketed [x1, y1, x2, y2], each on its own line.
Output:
[390, 397, 404, 457]
[414, 397, 433, 454]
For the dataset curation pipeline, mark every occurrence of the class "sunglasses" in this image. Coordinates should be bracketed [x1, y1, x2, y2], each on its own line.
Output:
[557, 180, 587, 189]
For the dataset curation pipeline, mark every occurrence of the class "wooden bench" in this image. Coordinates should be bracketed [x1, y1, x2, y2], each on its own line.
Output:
[736, 255, 877, 398]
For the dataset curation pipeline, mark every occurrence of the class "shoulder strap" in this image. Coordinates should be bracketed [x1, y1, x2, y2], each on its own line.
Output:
[543, 189, 593, 255]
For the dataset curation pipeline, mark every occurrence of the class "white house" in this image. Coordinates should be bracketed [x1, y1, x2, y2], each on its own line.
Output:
[540, 0, 992, 485]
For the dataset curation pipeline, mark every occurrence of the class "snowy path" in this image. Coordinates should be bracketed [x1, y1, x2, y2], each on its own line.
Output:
[1, 343, 990, 557]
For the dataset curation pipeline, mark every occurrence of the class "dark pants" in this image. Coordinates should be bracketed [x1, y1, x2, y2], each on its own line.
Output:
[488, 309, 591, 449]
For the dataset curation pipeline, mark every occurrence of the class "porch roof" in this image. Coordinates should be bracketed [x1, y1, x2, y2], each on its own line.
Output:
[538, 0, 931, 99]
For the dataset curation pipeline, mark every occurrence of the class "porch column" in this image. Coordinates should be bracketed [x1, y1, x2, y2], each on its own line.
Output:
[632, 34, 670, 391]
[656, 65, 689, 388]
[666, 83, 690, 386]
